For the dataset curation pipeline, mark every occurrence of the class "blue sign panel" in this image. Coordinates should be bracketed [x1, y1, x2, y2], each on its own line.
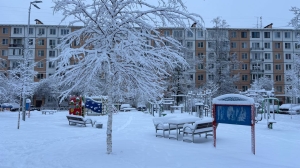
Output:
[85, 98, 102, 113]
[215, 105, 252, 126]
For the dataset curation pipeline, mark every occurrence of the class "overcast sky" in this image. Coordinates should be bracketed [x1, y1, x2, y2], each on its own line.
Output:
[0, 0, 298, 29]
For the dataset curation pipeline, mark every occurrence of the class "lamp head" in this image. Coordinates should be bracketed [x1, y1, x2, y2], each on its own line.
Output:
[32, 1, 42, 3]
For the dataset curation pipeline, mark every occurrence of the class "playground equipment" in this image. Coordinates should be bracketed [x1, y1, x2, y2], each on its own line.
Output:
[85, 96, 108, 116]
[256, 97, 279, 129]
[69, 95, 84, 116]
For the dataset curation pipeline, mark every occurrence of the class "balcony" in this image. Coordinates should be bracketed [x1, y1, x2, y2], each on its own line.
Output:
[8, 55, 23, 60]
[250, 47, 264, 51]
[250, 69, 264, 73]
[250, 58, 264, 62]
[9, 44, 24, 48]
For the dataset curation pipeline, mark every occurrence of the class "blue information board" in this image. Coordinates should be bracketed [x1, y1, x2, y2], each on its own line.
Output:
[215, 105, 252, 126]
[85, 98, 102, 113]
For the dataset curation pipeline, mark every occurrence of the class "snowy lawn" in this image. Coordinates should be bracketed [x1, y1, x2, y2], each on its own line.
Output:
[0, 110, 299, 168]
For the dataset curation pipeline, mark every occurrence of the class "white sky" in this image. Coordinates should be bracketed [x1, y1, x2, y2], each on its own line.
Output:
[0, 0, 298, 28]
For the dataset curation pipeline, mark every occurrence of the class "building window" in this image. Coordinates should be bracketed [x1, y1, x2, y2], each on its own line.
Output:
[275, 75, 282, 81]
[187, 31, 193, 38]
[38, 28, 45, 35]
[241, 32, 247, 38]
[286, 64, 292, 70]
[2, 28, 8, 34]
[241, 42, 247, 48]
[285, 43, 291, 49]
[242, 53, 248, 59]
[37, 73, 44, 79]
[265, 64, 271, 71]
[295, 43, 300, 49]
[37, 62, 44, 68]
[275, 53, 281, 60]
[11, 49, 22, 55]
[253, 53, 261, 60]
[49, 39, 56, 47]
[208, 74, 214, 80]
[163, 30, 170, 36]
[1, 50, 8, 56]
[275, 43, 281, 49]
[38, 39, 44, 45]
[186, 41, 193, 48]
[242, 75, 248, 81]
[208, 41, 214, 48]
[264, 42, 271, 49]
[197, 52, 204, 59]
[198, 42, 204, 48]
[49, 62, 55, 68]
[2, 39, 8, 45]
[274, 32, 281, 38]
[231, 31, 237, 38]
[276, 86, 282, 92]
[230, 42, 237, 48]
[264, 32, 270, 38]
[197, 30, 203, 38]
[242, 64, 248, 70]
[38, 50, 44, 56]
[49, 50, 56, 57]
[28, 39, 33, 45]
[13, 28, 22, 34]
[50, 28, 56, 35]
[198, 64, 204, 70]
[251, 32, 260, 38]
[285, 53, 292, 60]
[1, 60, 7, 68]
[284, 32, 291, 38]
[275, 64, 281, 70]
[28, 28, 33, 35]
[61, 29, 69, 35]
[264, 53, 271, 59]
[173, 30, 183, 38]
[198, 74, 204, 80]
[242, 86, 248, 91]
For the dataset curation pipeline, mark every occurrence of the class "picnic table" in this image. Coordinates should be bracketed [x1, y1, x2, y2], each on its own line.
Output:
[167, 117, 201, 140]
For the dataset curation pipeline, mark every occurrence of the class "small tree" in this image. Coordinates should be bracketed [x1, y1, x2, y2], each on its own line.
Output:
[206, 17, 240, 97]
[52, 0, 204, 154]
[251, 76, 274, 91]
[289, 7, 300, 43]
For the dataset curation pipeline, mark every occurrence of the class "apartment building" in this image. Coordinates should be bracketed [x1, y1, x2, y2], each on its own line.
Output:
[1, 24, 300, 105]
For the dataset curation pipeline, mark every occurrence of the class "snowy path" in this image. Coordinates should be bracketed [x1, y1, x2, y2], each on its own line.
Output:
[1, 111, 300, 168]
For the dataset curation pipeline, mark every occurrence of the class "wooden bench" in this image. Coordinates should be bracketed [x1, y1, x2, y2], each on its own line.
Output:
[182, 119, 213, 143]
[42, 110, 57, 115]
[153, 116, 177, 137]
[66, 115, 94, 127]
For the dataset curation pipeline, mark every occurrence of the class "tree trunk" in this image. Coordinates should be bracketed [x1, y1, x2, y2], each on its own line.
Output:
[106, 108, 113, 154]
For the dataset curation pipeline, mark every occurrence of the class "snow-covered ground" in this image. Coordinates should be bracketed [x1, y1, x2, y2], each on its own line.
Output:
[0, 110, 299, 168]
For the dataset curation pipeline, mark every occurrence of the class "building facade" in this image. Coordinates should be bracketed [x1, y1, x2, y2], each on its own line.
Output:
[1, 24, 299, 105]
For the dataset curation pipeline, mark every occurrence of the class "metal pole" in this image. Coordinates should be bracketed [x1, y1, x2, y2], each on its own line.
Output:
[22, 3, 32, 121]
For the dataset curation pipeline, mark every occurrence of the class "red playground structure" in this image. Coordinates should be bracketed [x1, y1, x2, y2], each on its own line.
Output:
[69, 95, 84, 116]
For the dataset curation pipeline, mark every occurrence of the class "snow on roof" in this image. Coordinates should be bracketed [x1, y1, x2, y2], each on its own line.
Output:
[212, 94, 254, 105]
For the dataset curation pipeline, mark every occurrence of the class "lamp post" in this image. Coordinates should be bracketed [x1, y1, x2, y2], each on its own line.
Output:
[22, 1, 42, 121]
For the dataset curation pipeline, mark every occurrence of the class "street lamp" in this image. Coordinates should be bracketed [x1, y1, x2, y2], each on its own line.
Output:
[22, 1, 42, 121]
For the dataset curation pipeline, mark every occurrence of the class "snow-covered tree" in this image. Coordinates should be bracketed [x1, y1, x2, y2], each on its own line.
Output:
[285, 54, 300, 103]
[289, 7, 300, 43]
[251, 76, 274, 91]
[205, 17, 240, 96]
[52, 0, 203, 154]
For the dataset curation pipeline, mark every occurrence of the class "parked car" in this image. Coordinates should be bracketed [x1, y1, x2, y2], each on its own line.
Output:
[137, 104, 147, 111]
[120, 104, 132, 111]
[1, 103, 21, 111]
[279, 104, 300, 114]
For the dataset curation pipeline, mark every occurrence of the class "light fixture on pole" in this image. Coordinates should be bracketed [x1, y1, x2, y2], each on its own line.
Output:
[22, 1, 42, 121]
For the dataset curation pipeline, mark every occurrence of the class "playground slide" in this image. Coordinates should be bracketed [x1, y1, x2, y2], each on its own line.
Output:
[85, 97, 102, 113]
